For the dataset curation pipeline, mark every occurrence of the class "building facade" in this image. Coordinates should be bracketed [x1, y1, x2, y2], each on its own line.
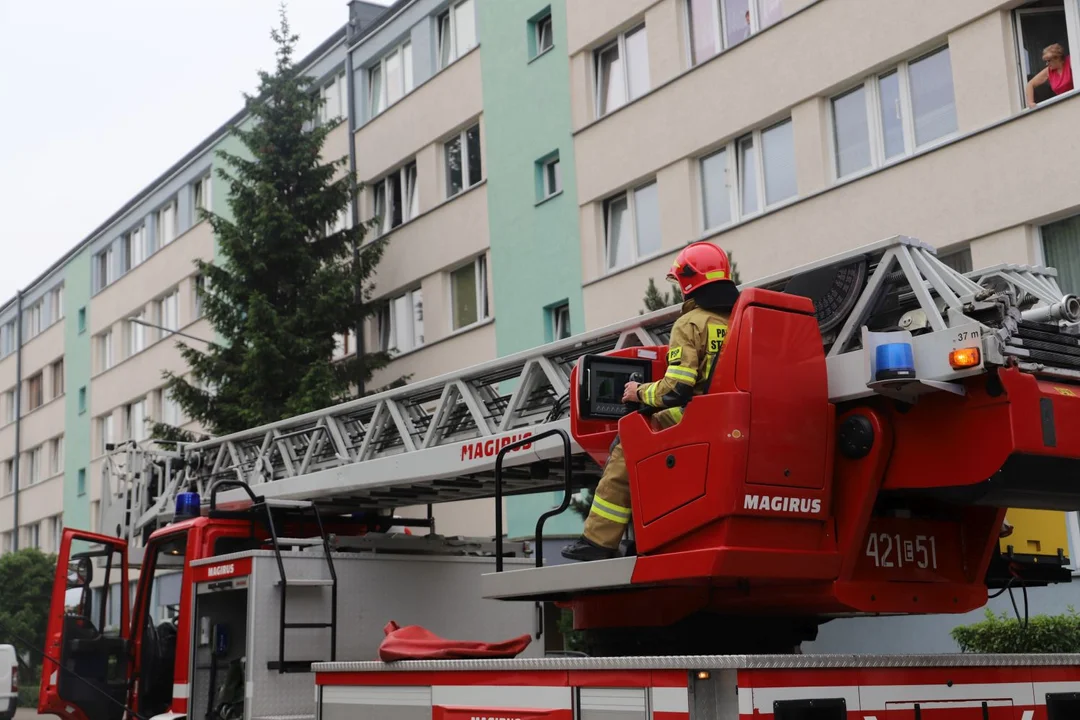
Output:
[2, 0, 1079, 645]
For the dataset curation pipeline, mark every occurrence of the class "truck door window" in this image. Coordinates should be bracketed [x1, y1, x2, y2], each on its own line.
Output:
[135, 533, 187, 719]
[773, 698, 847, 720]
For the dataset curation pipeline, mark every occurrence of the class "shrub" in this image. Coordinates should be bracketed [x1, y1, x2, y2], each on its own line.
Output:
[951, 606, 1080, 653]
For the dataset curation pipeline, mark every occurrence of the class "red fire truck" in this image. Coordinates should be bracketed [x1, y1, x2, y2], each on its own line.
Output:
[37, 237, 1080, 720]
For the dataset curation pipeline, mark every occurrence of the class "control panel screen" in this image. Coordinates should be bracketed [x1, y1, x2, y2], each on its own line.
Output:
[579, 355, 653, 420]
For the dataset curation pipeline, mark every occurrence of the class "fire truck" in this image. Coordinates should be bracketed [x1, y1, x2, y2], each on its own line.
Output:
[37, 236, 1080, 720]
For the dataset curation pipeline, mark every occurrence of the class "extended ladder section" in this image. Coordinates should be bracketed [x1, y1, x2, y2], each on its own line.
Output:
[98, 235, 1080, 547]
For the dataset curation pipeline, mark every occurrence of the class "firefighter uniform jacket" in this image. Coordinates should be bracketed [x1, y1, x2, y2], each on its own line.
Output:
[635, 299, 731, 418]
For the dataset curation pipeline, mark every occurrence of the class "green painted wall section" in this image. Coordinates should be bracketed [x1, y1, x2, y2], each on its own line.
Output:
[62, 249, 93, 531]
[478, 0, 585, 539]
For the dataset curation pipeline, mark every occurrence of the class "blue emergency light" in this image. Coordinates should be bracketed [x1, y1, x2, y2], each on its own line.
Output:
[875, 342, 916, 381]
[175, 492, 201, 520]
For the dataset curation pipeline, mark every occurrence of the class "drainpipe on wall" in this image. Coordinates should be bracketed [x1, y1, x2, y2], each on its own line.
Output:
[12, 290, 22, 550]
[345, 44, 367, 397]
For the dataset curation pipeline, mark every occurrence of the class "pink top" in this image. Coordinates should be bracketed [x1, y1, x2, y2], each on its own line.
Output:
[1049, 56, 1073, 95]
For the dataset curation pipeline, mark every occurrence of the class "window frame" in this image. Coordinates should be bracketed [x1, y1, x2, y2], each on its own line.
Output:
[1013, 3, 1080, 109]
[193, 173, 212, 215]
[372, 161, 420, 235]
[449, 255, 490, 332]
[52, 358, 64, 398]
[535, 12, 554, 56]
[551, 302, 571, 341]
[437, 0, 477, 71]
[321, 69, 348, 124]
[369, 42, 414, 118]
[684, 0, 782, 67]
[26, 372, 43, 412]
[376, 287, 425, 354]
[542, 156, 562, 199]
[156, 289, 180, 338]
[602, 179, 661, 272]
[698, 117, 796, 233]
[594, 23, 649, 118]
[99, 329, 114, 372]
[827, 45, 958, 182]
[157, 197, 178, 247]
[444, 123, 483, 199]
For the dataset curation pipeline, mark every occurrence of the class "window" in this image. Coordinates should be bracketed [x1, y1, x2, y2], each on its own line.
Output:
[94, 240, 117, 292]
[157, 289, 180, 337]
[321, 70, 348, 123]
[0, 532, 10, 554]
[128, 312, 147, 356]
[445, 124, 482, 198]
[98, 413, 115, 455]
[51, 285, 64, 323]
[25, 446, 41, 485]
[603, 180, 661, 271]
[50, 515, 62, 553]
[126, 224, 148, 268]
[595, 24, 649, 117]
[0, 321, 15, 357]
[686, 0, 783, 65]
[437, 0, 477, 70]
[2, 460, 12, 495]
[830, 46, 958, 180]
[25, 523, 39, 550]
[542, 154, 562, 199]
[939, 247, 973, 274]
[52, 358, 64, 398]
[78, 387, 87, 415]
[158, 198, 178, 246]
[77, 307, 86, 334]
[26, 373, 43, 412]
[194, 275, 210, 318]
[193, 174, 212, 215]
[3, 390, 14, 424]
[377, 288, 425, 353]
[550, 302, 571, 340]
[25, 300, 42, 339]
[1042, 213, 1080, 294]
[77, 468, 87, 496]
[700, 117, 796, 231]
[50, 436, 63, 476]
[98, 330, 114, 372]
[369, 43, 413, 117]
[450, 256, 489, 330]
[159, 387, 183, 427]
[373, 162, 420, 235]
[1015, 2, 1075, 108]
[534, 12, 554, 57]
[126, 398, 148, 442]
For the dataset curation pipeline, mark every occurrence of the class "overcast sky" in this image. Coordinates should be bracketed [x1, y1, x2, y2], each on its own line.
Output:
[0, 0, 391, 301]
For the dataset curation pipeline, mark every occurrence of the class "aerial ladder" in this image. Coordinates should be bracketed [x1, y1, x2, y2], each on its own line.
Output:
[92, 235, 1080, 649]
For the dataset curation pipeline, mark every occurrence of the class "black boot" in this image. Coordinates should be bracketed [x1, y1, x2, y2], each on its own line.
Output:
[561, 536, 618, 562]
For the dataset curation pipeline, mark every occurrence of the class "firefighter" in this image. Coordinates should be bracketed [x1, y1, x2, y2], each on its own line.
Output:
[562, 242, 740, 562]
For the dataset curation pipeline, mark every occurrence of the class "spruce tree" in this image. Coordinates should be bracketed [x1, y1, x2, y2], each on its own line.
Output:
[156, 7, 391, 438]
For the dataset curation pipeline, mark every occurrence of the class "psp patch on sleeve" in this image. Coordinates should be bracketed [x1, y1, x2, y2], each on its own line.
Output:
[667, 346, 683, 363]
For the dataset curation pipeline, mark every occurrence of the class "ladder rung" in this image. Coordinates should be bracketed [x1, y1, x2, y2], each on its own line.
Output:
[275, 579, 334, 587]
[283, 622, 333, 629]
[263, 499, 314, 508]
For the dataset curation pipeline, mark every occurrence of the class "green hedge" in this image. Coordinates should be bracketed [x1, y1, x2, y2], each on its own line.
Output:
[951, 606, 1080, 653]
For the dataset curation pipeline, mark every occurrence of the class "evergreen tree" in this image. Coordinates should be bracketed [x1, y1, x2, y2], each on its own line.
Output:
[155, 7, 392, 438]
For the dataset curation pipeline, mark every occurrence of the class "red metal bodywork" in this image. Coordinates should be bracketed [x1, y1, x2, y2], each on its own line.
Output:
[566, 288, 1080, 628]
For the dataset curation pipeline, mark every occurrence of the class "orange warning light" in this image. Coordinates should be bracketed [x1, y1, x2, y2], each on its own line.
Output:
[949, 347, 980, 368]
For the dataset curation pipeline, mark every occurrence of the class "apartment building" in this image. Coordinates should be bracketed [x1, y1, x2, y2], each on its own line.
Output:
[3, 0, 1080, 646]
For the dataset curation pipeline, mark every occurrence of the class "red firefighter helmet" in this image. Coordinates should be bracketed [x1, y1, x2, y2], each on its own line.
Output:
[666, 242, 732, 295]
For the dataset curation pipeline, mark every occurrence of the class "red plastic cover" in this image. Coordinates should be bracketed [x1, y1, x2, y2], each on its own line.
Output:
[377, 621, 532, 661]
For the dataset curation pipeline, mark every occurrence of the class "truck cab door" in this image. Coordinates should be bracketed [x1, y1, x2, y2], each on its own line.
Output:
[39, 530, 130, 720]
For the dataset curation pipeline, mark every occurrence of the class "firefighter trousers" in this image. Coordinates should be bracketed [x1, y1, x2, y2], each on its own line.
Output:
[583, 408, 682, 549]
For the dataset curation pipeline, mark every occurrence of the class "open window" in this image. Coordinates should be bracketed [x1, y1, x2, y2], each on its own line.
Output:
[1014, 0, 1079, 107]
[40, 530, 130, 720]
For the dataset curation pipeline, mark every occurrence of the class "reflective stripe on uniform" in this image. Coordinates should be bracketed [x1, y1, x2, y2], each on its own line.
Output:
[664, 365, 697, 383]
[668, 406, 684, 423]
[590, 495, 631, 524]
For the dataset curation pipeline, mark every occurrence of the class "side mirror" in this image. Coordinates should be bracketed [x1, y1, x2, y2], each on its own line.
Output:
[67, 556, 93, 588]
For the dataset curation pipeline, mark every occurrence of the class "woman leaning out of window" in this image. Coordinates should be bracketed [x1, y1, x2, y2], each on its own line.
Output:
[1026, 43, 1073, 109]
